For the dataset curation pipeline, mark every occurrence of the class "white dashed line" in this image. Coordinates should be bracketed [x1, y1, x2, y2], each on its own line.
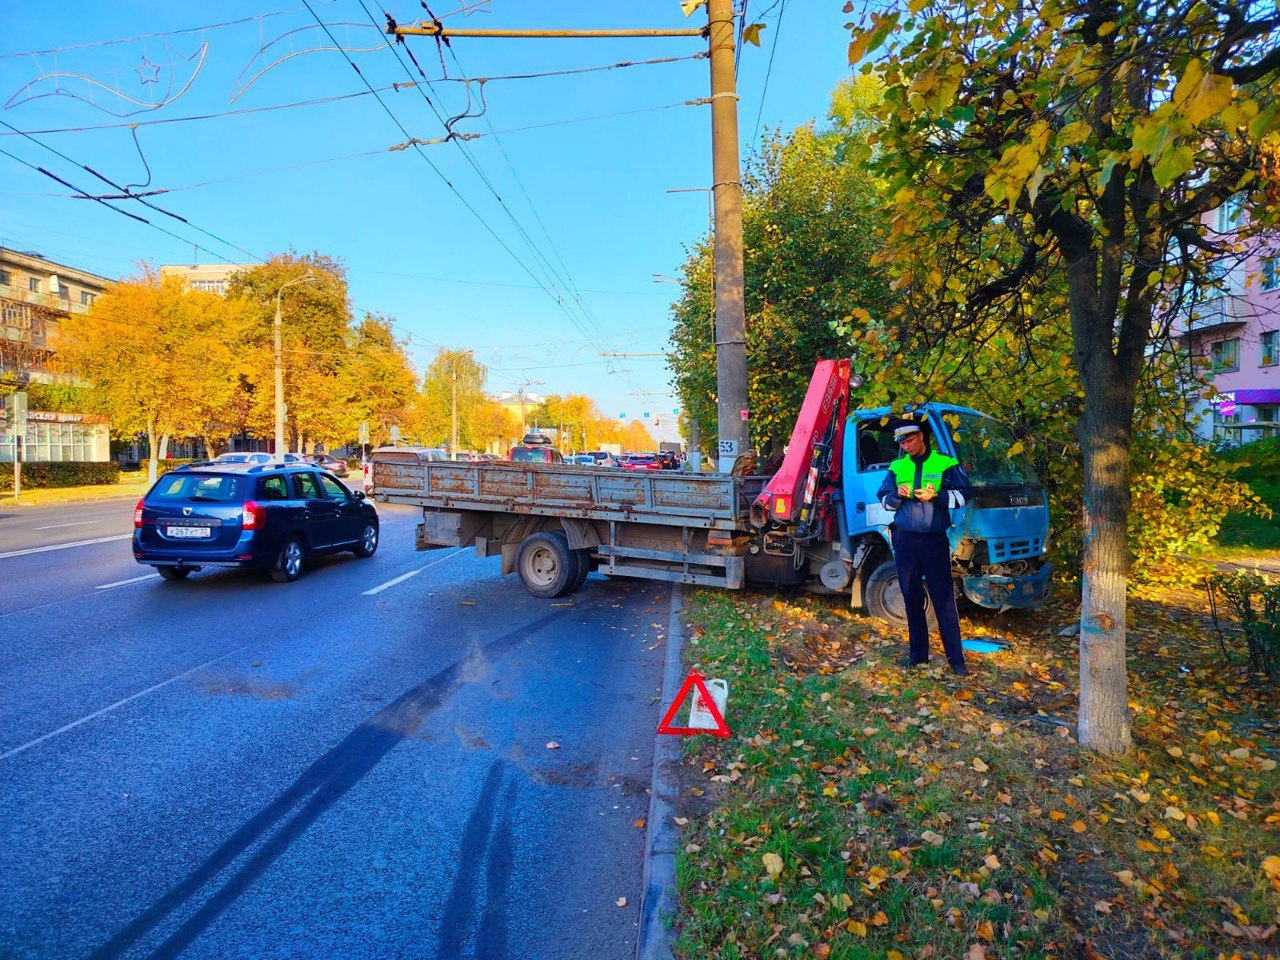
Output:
[0, 645, 250, 762]
[96, 573, 162, 590]
[0, 534, 132, 561]
[33, 520, 101, 531]
[362, 549, 463, 596]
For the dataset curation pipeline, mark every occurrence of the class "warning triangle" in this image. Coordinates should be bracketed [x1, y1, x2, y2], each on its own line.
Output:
[657, 669, 730, 738]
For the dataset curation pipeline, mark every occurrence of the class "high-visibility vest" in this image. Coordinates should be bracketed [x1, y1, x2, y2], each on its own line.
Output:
[890, 450, 957, 495]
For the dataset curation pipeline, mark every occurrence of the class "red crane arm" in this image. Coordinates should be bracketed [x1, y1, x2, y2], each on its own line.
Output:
[749, 358, 851, 530]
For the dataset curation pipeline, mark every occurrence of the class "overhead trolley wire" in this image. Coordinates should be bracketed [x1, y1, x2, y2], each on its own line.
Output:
[0, 145, 243, 265]
[363, 0, 616, 358]
[0, 118, 259, 264]
[435, 34, 642, 386]
[300, 0, 621, 361]
[364, 2, 652, 383]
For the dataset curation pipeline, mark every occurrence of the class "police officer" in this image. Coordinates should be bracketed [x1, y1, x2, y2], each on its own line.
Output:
[876, 421, 973, 674]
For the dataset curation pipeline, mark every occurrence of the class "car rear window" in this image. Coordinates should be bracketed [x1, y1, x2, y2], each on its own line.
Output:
[510, 447, 549, 462]
[149, 473, 246, 502]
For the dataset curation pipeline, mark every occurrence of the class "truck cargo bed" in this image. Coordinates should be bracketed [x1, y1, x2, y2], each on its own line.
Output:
[372, 451, 746, 529]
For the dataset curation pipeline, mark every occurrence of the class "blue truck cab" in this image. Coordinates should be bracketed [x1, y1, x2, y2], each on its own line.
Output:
[839, 403, 1053, 623]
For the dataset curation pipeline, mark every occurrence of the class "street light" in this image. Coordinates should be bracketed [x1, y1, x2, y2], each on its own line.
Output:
[274, 272, 318, 454]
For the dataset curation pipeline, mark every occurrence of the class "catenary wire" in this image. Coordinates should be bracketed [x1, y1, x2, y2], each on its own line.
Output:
[0, 119, 258, 263]
[299, 0, 620, 360]
[0, 146, 241, 265]
[365, 2, 646, 384]
[363, 2, 618, 363]
[750, 0, 786, 147]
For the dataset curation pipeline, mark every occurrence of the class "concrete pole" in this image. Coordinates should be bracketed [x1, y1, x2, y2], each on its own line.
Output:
[273, 273, 316, 455]
[707, 0, 750, 472]
[273, 299, 285, 455]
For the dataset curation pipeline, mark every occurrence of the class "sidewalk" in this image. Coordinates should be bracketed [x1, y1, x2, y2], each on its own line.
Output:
[5, 473, 151, 508]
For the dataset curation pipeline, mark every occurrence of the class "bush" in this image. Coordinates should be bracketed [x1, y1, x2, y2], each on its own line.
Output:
[0, 461, 120, 491]
[153, 458, 202, 477]
[1206, 571, 1280, 679]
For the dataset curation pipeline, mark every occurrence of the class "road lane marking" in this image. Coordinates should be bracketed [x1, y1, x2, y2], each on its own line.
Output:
[0, 534, 132, 561]
[362, 549, 463, 595]
[96, 573, 162, 590]
[33, 520, 101, 530]
[0, 645, 250, 762]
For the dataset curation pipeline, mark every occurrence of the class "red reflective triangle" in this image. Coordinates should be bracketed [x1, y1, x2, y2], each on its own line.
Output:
[657, 669, 730, 738]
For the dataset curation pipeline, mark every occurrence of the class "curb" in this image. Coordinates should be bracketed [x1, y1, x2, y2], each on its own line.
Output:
[8, 491, 141, 508]
[636, 583, 686, 960]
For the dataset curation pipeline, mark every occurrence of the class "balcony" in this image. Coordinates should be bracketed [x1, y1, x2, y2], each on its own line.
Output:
[1178, 294, 1250, 337]
[0, 285, 90, 315]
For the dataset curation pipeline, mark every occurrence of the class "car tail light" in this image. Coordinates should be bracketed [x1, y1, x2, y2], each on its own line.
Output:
[242, 501, 267, 530]
[134, 499, 145, 527]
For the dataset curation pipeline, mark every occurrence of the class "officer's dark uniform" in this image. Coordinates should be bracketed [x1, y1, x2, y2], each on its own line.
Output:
[876, 435, 974, 671]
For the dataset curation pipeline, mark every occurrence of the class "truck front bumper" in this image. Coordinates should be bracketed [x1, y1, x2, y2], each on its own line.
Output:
[961, 561, 1053, 611]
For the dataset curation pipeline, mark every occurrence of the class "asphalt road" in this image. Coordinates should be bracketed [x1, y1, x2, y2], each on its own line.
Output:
[0, 498, 670, 960]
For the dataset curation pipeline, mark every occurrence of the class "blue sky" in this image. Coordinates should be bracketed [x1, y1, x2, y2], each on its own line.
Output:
[0, 1, 853, 437]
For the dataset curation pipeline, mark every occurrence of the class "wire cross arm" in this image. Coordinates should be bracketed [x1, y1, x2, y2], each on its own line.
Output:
[387, 24, 707, 39]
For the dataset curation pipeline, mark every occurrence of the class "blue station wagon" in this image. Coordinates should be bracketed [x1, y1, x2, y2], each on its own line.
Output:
[133, 462, 379, 582]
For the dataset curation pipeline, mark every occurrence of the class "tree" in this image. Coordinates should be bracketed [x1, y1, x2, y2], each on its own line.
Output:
[56, 269, 249, 481]
[224, 253, 351, 452]
[668, 77, 896, 454]
[847, 0, 1280, 752]
[341, 314, 418, 448]
[414, 349, 488, 449]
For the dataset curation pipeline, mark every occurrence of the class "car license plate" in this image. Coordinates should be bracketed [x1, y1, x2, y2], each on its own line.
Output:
[167, 526, 211, 539]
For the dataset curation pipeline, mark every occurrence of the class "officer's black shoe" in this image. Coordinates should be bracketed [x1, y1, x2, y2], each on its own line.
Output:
[950, 661, 970, 676]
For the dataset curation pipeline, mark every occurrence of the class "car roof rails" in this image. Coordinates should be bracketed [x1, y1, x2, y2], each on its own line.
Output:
[175, 461, 214, 470]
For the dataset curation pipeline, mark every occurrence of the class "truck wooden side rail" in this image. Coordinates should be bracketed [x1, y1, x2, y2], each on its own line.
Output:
[370, 448, 749, 595]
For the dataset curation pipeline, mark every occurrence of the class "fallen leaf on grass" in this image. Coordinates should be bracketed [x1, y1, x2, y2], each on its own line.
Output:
[972, 758, 990, 772]
[846, 919, 868, 937]
[977, 920, 994, 940]
[763, 852, 784, 878]
[1264, 855, 1280, 880]
[984, 854, 1001, 870]
[1071, 820, 1088, 833]
[965, 946, 986, 960]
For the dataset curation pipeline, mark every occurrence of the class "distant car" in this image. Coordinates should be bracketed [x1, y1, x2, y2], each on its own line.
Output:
[213, 451, 305, 465]
[133, 461, 378, 583]
[308, 453, 349, 477]
[452, 451, 485, 462]
[570, 455, 598, 466]
[622, 454, 660, 470]
[509, 444, 565, 464]
[519, 433, 554, 446]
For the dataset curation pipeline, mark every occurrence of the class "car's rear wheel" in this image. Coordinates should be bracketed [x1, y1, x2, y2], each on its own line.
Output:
[271, 537, 304, 583]
[156, 566, 192, 581]
[354, 523, 378, 558]
[516, 532, 575, 598]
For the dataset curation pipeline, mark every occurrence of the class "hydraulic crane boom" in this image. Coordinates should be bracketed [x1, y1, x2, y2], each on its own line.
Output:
[749, 358, 852, 537]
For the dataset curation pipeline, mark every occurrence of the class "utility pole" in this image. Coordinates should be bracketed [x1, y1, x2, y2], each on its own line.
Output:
[706, 0, 749, 471]
[273, 273, 317, 455]
[388, 4, 751, 473]
[451, 360, 458, 457]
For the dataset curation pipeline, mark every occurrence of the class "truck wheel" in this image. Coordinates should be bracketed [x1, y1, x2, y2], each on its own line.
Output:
[516, 532, 576, 598]
[569, 548, 591, 592]
[864, 560, 938, 630]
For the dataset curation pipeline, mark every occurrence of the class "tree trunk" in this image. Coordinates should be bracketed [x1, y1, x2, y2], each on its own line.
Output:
[1075, 392, 1134, 754]
[146, 421, 159, 483]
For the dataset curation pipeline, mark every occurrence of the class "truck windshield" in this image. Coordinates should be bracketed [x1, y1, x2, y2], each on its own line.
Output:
[950, 413, 1038, 486]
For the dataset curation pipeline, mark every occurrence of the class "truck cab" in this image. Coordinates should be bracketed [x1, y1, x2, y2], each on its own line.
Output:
[840, 404, 1052, 621]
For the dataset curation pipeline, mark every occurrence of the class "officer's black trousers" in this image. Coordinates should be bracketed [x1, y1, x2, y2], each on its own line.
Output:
[891, 529, 966, 667]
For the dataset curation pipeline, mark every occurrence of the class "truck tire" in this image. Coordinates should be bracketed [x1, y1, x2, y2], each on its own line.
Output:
[864, 559, 937, 630]
[516, 532, 576, 598]
[569, 548, 591, 592]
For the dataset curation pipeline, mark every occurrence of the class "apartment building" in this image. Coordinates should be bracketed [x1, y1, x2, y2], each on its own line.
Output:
[159, 262, 253, 295]
[1177, 202, 1280, 445]
[0, 248, 113, 463]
